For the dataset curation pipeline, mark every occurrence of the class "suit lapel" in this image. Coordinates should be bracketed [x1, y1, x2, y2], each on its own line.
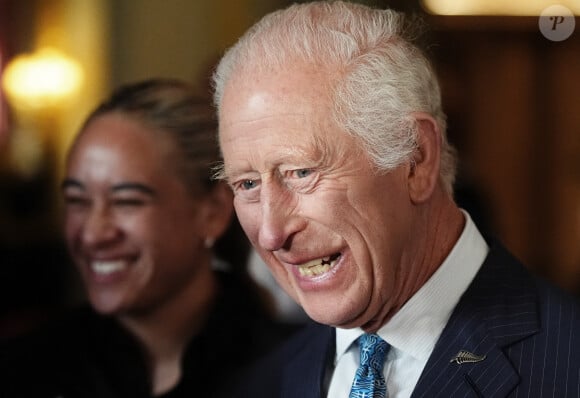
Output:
[412, 243, 540, 398]
[282, 323, 335, 398]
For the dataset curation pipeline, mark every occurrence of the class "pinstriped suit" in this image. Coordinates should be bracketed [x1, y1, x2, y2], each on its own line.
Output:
[233, 243, 580, 397]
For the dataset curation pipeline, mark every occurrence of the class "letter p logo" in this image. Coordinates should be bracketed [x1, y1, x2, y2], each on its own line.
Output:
[539, 5, 575, 41]
[550, 15, 565, 30]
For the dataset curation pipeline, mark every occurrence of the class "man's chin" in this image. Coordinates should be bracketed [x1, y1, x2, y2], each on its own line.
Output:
[302, 303, 362, 328]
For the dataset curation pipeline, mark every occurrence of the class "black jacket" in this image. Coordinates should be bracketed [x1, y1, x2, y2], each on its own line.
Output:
[0, 271, 298, 398]
[231, 243, 580, 397]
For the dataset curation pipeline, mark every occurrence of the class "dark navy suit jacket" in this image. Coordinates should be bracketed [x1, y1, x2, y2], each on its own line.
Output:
[233, 243, 580, 397]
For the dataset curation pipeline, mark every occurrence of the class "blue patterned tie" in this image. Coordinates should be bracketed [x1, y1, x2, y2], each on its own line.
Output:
[349, 333, 390, 398]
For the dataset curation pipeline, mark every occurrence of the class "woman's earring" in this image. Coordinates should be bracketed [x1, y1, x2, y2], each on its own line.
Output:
[204, 237, 215, 249]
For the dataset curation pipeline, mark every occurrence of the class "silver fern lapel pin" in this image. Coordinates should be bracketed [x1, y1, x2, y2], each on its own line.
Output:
[450, 350, 487, 365]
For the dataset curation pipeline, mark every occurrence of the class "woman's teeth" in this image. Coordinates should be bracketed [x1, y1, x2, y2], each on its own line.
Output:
[91, 261, 127, 275]
[297, 254, 340, 277]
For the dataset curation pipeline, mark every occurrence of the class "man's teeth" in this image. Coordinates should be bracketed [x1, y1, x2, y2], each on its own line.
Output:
[91, 261, 127, 275]
[298, 255, 339, 277]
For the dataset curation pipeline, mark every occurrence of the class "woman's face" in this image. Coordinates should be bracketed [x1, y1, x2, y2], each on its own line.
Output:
[63, 112, 222, 316]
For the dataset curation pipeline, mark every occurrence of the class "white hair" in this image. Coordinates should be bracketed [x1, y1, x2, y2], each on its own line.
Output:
[213, 1, 457, 194]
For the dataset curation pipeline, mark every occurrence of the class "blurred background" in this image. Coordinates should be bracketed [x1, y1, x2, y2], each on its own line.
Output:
[0, 0, 578, 337]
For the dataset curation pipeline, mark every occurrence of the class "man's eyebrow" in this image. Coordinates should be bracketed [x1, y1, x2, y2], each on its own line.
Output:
[110, 182, 157, 197]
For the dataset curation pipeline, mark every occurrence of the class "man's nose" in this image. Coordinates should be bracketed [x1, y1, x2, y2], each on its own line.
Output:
[257, 182, 304, 252]
[81, 207, 120, 249]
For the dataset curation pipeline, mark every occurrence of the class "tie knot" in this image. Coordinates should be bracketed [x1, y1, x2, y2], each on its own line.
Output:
[358, 333, 389, 371]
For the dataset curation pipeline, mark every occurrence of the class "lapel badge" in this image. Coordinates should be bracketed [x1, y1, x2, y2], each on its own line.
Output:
[450, 350, 487, 365]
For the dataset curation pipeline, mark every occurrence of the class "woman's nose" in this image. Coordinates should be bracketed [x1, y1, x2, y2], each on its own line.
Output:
[81, 207, 121, 249]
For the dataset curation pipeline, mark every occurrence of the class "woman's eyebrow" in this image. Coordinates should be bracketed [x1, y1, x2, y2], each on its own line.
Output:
[61, 178, 84, 191]
[110, 182, 157, 197]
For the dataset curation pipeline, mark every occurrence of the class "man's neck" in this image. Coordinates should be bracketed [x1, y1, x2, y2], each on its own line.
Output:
[363, 189, 464, 333]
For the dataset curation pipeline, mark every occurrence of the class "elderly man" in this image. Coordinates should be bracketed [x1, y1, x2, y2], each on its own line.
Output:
[213, 2, 580, 397]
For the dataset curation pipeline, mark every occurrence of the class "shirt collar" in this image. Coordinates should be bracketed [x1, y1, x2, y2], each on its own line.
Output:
[335, 210, 489, 363]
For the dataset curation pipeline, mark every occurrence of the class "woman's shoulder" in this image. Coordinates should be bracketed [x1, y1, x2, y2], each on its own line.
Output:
[0, 305, 146, 397]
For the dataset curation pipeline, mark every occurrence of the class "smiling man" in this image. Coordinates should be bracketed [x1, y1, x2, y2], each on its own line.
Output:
[213, 1, 580, 397]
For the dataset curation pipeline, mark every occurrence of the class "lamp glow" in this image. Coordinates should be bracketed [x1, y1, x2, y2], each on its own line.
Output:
[1, 48, 83, 110]
[421, 0, 580, 15]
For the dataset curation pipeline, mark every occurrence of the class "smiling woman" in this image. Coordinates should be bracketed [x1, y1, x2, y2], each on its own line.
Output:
[0, 78, 296, 398]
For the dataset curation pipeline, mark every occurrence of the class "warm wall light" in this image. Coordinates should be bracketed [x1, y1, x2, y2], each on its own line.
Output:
[0, 48, 8, 147]
[421, 0, 580, 15]
[1, 47, 84, 110]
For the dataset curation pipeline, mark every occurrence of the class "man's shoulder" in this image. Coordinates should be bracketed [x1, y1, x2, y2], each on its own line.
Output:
[478, 241, 579, 310]
[465, 241, 578, 321]
[413, 241, 580, 396]
[460, 240, 579, 358]
[533, 273, 580, 327]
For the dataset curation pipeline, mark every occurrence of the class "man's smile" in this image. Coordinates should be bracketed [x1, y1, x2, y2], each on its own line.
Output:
[297, 253, 341, 277]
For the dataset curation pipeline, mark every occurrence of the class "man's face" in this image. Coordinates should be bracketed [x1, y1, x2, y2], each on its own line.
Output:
[63, 113, 210, 316]
[219, 65, 418, 329]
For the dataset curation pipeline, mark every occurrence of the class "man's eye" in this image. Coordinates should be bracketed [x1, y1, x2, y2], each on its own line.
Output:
[241, 179, 258, 190]
[294, 169, 312, 178]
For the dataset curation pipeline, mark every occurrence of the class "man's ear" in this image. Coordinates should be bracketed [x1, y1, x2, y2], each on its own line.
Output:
[407, 113, 441, 204]
[202, 182, 234, 242]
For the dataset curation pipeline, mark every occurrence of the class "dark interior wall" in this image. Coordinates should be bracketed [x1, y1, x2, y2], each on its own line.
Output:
[428, 17, 580, 291]
[107, 0, 287, 93]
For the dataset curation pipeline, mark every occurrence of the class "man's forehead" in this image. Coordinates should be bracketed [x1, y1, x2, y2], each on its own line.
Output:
[221, 72, 333, 121]
[223, 61, 334, 96]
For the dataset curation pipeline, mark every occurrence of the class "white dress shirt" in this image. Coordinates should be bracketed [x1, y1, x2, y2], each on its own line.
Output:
[327, 211, 489, 398]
